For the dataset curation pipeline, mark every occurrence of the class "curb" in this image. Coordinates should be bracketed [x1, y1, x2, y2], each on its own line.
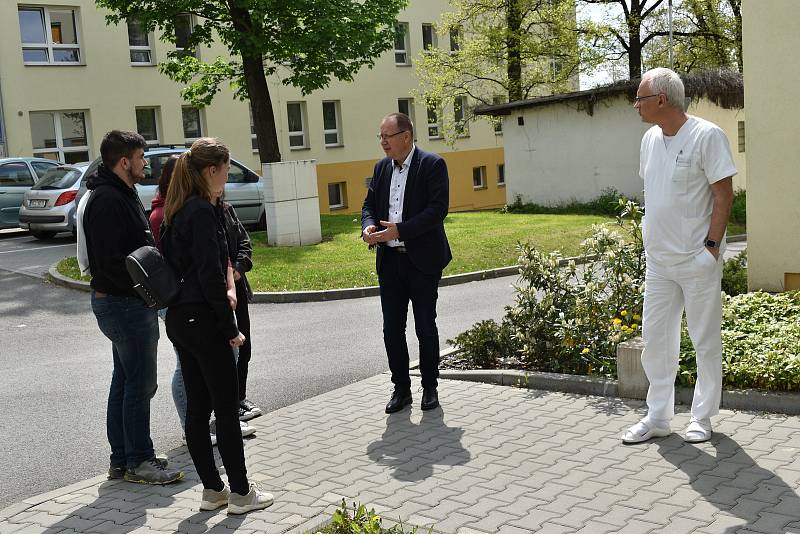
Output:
[420, 357, 800, 415]
[45, 234, 747, 303]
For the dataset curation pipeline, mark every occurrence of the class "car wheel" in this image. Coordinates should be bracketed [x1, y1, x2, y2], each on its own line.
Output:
[31, 230, 57, 240]
[257, 212, 267, 231]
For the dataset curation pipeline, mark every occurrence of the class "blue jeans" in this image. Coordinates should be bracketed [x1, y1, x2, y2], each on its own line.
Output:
[92, 292, 159, 469]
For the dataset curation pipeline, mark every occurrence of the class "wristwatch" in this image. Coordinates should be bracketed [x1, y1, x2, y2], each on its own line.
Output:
[705, 239, 719, 249]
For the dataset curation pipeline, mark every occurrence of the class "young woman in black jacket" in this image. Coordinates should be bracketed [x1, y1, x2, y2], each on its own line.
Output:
[161, 137, 272, 514]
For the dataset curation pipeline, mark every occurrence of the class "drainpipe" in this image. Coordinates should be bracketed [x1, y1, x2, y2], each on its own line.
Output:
[0, 76, 7, 157]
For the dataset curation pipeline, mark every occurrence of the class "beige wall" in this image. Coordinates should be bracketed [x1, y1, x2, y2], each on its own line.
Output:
[501, 94, 744, 206]
[0, 0, 506, 213]
[742, 0, 800, 291]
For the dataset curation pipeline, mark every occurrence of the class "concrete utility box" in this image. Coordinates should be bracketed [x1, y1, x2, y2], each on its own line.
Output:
[616, 336, 649, 400]
[262, 160, 322, 246]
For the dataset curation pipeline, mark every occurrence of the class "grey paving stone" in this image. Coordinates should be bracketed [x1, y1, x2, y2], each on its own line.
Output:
[647, 515, 712, 533]
[463, 510, 527, 533]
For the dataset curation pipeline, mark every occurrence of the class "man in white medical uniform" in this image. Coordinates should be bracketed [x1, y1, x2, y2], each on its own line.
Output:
[622, 68, 736, 444]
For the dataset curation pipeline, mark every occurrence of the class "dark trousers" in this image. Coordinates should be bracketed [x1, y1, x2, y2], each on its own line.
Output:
[234, 281, 251, 401]
[379, 247, 441, 390]
[166, 303, 248, 495]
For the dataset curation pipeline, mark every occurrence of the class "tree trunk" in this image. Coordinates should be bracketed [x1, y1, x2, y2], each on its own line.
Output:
[628, 1, 643, 79]
[229, 6, 281, 163]
[729, 0, 743, 72]
[506, 0, 523, 101]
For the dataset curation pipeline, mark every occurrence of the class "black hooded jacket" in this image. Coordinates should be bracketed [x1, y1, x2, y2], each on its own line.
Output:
[83, 165, 153, 297]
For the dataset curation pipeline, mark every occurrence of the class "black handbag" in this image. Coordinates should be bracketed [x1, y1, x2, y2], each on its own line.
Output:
[125, 243, 180, 309]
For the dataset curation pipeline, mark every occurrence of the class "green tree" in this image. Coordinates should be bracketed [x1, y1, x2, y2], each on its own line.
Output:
[415, 0, 583, 143]
[96, 0, 407, 163]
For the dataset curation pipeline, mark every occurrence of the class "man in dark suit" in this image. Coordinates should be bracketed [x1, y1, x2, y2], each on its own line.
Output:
[362, 112, 452, 414]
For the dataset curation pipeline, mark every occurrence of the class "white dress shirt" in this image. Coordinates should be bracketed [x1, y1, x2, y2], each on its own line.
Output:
[387, 145, 415, 248]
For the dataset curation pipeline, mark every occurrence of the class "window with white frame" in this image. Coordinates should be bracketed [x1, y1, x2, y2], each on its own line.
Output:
[135, 108, 160, 145]
[322, 101, 342, 147]
[427, 103, 440, 139]
[250, 106, 258, 152]
[449, 26, 461, 52]
[18, 6, 82, 64]
[287, 102, 307, 149]
[181, 106, 203, 144]
[29, 111, 90, 163]
[127, 18, 153, 65]
[454, 95, 468, 135]
[174, 14, 196, 58]
[394, 22, 410, 65]
[422, 24, 437, 50]
[472, 166, 487, 189]
[397, 98, 416, 139]
[497, 164, 505, 186]
[328, 182, 346, 209]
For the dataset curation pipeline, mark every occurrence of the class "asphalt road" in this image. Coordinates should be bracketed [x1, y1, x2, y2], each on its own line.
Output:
[0, 230, 518, 510]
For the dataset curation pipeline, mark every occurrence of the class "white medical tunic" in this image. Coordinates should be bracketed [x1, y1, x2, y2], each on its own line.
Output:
[640, 116, 737, 266]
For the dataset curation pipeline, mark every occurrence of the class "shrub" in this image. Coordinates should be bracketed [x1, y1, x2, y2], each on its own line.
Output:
[730, 188, 746, 225]
[503, 187, 629, 216]
[448, 319, 520, 369]
[318, 500, 422, 534]
[678, 291, 800, 391]
[451, 198, 645, 378]
[722, 250, 748, 296]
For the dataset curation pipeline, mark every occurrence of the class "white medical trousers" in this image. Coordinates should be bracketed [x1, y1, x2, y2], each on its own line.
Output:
[641, 249, 723, 427]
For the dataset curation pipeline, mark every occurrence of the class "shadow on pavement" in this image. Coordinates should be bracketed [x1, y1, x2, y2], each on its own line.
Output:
[366, 407, 471, 482]
[657, 433, 800, 534]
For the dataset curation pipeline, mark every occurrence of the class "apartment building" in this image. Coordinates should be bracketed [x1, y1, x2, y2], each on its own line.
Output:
[0, 1, 508, 214]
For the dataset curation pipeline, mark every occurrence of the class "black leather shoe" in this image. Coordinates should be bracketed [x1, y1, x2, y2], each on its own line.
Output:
[421, 388, 439, 411]
[385, 389, 412, 414]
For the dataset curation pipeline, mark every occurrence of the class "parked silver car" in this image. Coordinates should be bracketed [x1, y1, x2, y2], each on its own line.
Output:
[19, 162, 90, 239]
[0, 157, 62, 230]
[84, 146, 266, 228]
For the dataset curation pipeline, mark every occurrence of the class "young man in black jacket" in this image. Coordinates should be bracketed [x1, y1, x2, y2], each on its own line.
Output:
[82, 130, 182, 485]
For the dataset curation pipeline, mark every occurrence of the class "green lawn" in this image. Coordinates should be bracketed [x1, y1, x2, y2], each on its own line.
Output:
[245, 212, 611, 291]
[56, 213, 747, 292]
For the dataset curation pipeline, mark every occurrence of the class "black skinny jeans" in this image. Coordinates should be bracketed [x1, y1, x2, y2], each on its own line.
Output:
[166, 303, 248, 495]
[234, 281, 251, 400]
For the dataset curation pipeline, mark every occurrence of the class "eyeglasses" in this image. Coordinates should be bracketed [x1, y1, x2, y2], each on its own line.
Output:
[633, 94, 662, 103]
[376, 130, 407, 141]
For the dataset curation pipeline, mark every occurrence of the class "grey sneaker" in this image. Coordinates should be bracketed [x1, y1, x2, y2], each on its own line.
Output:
[124, 457, 184, 485]
[200, 485, 230, 511]
[228, 483, 274, 515]
[109, 456, 168, 479]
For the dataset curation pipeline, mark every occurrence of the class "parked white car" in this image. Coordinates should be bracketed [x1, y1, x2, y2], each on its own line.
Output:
[19, 162, 90, 239]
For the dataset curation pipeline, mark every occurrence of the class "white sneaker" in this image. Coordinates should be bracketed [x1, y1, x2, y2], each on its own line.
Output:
[240, 420, 256, 438]
[228, 483, 274, 515]
[684, 418, 712, 443]
[622, 420, 671, 444]
[200, 485, 230, 511]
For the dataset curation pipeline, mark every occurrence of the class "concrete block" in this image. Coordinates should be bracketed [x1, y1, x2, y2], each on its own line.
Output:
[262, 160, 321, 246]
[616, 336, 648, 399]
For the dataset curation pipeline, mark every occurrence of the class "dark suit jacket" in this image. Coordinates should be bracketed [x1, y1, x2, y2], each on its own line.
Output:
[362, 147, 452, 275]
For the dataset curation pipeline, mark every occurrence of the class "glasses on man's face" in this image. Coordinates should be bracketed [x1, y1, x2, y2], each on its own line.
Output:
[633, 94, 662, 103]
[376, 130, 407, 141]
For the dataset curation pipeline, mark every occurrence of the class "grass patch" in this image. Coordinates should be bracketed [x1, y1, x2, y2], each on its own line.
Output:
[56, 257, 91, 282]
[245, 212, 611, 291]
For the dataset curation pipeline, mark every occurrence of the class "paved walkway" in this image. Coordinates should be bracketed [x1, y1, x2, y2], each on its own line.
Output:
[2, 374, 799, 534]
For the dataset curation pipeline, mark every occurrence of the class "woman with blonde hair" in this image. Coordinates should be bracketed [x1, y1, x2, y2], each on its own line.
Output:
[161, 138, 272, 514]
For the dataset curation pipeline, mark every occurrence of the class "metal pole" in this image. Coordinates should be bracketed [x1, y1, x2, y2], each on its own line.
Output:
[668, 0, 674, 69]
[0, 76, 7, 157]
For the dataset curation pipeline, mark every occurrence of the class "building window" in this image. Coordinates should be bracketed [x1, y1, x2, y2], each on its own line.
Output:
[328, 182, 346, 209]
[738, 120, 745, 153]
[427, 104, 440, 139]
[497, 164, 505, 186]
[394, 22, 410, 65]
[492, 96, 504, 134]
[287, 102, 308, 149]
[127, 18, 153, 65]
[174, 14, 196, 58]
[18, 7, 82, 64]
[473, 166, 487, 189]
[449, 26, 461, 52]
[30, 111, 90, 163]
[422, 24, 437, 50]
[135, 108, 160, 145]
[250, 106, 258, 152]
[181, 106, 203, 144]
[397, 98, 416, 140]
[454, 96, 468, 136]
[0, 162, 35, 187]
[322, 101, 343, 147]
